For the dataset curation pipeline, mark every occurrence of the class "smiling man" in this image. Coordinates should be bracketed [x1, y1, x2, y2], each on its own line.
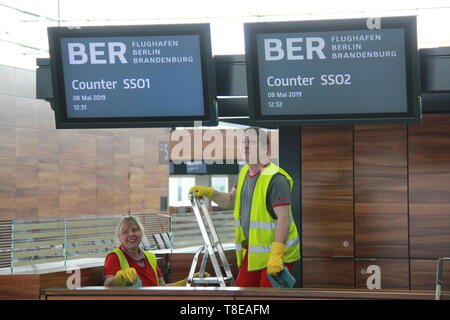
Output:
[189, 127, 300, 287]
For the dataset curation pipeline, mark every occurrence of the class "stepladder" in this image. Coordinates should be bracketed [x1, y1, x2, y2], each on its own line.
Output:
[186, 193, 235, 288]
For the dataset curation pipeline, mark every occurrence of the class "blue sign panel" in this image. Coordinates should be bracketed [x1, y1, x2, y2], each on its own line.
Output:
[244, 16, 421, 127]
[48, 24, 217, 128]
[60, 35, 204, 118]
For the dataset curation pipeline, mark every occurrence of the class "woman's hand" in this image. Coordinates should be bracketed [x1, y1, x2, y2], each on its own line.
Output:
[114, 267, 138, 286]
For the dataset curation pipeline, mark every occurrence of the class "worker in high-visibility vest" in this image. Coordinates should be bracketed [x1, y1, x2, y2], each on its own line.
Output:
[104, 215, 207, 286]
[190, 127, 300, 287]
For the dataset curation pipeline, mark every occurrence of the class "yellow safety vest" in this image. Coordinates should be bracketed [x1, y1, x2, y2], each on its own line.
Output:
[234, 162, 300, 271]
[109, 248, 158, 284]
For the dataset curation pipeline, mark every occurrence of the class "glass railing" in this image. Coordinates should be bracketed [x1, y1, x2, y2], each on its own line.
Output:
[167, 210, 234, 249]
[4, 213, 169, 273]
[1, 209, 234, 273]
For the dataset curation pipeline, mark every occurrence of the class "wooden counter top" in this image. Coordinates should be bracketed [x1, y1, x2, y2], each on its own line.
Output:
[41, 286, 438, 300]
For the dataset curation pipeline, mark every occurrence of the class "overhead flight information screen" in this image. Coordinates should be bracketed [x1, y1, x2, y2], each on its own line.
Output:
[244, 16, 421, 127]
[48, 24, 217, 128]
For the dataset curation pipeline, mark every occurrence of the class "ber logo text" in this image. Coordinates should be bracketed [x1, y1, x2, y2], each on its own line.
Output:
[68, 42, 128, 64]
[264, 37, 326, 61]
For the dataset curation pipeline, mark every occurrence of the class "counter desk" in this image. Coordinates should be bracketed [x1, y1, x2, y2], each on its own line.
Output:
[41, 286, 437, 300]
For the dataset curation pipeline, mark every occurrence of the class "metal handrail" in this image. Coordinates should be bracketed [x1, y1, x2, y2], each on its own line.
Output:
[3, 213, 169, 273]
[435, 257, 450, 300]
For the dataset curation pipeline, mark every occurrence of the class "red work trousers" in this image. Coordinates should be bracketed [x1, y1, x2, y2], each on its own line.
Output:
[235, 247, 294, 288]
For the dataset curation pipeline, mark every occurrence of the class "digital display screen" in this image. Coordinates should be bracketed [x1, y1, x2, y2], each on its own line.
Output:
[48, 24, 217, 128]
[61, 35, 204, 118]
[245, 16, 421, 126]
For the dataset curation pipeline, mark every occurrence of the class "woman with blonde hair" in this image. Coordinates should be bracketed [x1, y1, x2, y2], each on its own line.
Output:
[104, 215, 203, 287]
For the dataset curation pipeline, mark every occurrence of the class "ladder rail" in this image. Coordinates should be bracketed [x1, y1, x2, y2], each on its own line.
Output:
[187, 193, 234, 287]
[198, 197, 235, 284]
[187, 246, 204, 287]
[190, 196, 226, 286]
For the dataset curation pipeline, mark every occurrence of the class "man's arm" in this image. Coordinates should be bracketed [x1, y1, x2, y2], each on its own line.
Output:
[189, 185, 236, 210]
[209, 187, 236, 210]
[273, 204, 291, 244]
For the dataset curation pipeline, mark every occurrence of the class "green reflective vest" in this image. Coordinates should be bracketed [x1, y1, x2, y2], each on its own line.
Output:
[109, 247, 158, 284]
[234, 162, 300, 271]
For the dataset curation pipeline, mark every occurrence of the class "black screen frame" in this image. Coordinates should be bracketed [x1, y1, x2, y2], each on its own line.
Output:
[244, 16, 421, 127]
[48, 23, 217, 129]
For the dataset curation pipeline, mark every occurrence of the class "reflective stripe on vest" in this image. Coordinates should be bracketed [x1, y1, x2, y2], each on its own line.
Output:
[248, 236, 300, 254]
[235, 217, 294, 230]
[110, 248, 158, 284]
[234, 162, 301, 271]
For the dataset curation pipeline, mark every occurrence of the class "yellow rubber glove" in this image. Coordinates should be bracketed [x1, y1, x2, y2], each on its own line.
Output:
[189, 186, 215, 199]
[114, 267, 138, 286]
[173, 272, 210, 286]
[267, 242, 285, 275]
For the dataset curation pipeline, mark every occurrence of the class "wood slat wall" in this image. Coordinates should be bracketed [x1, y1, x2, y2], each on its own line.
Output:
[410, 259, 450, 291]
[0, 66, 170, 219]
[300, 114, 450, 290]
[0, 128, 169, 219]
[409, 114, 450, 259]
[355, 259, 409, 290]
[301, 126, 354, 257]
[303, 258, 354, 289]
[354, 125, 409, 258]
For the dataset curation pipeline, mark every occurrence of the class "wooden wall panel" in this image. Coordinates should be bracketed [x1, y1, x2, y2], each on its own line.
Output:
[0, 275, 40, 299]
[354, 125, 408, 258]
[59, 159, 79, 216]
[114, 188, 130, 213]
[410, 259, 450, 291]
[38, 158, 59, 216]
[301, 126, 354, 257]
[96, 135, 114, 214]
[78, 160, 96, 215]
[114, 131, 130, 162]
[59, 131, 79, 160]
[113, 161, 129, 213]
[129, 135, 146, 166]
[16, 157, 38, 218]
[409, 114, 450, 259]
[0, 69, 169, 222]
[40, 266, 105, 288]
[303, 258, 354, 288]
[0, 267, 104, 300]
[78, 134, 96, 161]
[16, 127, 38, 158]
[0, 157, 15, 218]
[355, 259, 409, 290]
[129, 189, 146, 213]
[38, 130, 59, 160]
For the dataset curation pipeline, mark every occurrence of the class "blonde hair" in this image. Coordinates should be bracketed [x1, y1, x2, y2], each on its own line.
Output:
[115, 215, 145, 239]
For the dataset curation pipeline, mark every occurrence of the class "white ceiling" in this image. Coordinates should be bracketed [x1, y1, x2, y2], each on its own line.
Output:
[1, 0, 450, 69]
